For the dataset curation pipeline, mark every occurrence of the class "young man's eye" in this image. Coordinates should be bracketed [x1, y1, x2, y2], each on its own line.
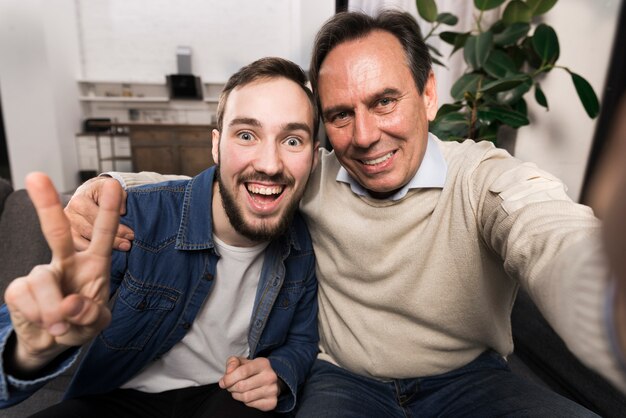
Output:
[285, 137, 303, 147]
[238, 132, 253, 141]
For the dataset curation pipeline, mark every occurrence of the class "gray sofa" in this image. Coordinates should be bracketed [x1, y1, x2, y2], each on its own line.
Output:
[1, 177, 625, 416]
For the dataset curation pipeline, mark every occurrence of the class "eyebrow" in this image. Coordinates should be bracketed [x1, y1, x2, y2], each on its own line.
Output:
[229, 117, 262, 128]
[229, 118, 311, 135]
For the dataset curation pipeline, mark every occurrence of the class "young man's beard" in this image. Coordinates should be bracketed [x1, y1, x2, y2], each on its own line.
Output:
[215, 165, 301, 242]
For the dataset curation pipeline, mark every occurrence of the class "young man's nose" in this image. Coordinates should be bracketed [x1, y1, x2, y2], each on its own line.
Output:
[253, 141, 283, 175]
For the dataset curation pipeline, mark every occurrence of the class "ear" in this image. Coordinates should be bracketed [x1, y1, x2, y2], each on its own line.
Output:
[423, 71, 438, 121]
[311, 141, 320, 172]
[211, 129, 220, 165]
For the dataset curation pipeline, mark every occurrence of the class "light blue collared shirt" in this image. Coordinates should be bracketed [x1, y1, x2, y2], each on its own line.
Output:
[336, 133, 447, 200]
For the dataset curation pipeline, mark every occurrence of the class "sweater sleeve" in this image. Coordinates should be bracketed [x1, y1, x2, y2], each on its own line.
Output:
[473, 154, 626, 392]
[103, 172, 190, 189]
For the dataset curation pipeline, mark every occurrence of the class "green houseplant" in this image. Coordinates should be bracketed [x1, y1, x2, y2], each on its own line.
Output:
[416, 0, 600, 144]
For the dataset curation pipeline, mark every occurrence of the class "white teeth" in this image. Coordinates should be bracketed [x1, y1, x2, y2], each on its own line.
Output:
[247, 184, 283, 195]
[363, 152, 393, 165]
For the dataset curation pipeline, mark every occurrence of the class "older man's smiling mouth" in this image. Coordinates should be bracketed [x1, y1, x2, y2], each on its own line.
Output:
[362, 151, 395, 166]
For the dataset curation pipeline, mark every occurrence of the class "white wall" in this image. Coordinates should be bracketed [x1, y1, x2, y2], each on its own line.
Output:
[77, 0, 333, 82]
[513, 0, 620, 201]
[0, 0, 82, 191]
[0, 0, 334, 190]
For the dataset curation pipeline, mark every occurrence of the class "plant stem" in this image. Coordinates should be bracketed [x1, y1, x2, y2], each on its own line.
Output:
[424, 22, 440, 41]
[476, 9, 485, 33]
[469, 76, 484, 139]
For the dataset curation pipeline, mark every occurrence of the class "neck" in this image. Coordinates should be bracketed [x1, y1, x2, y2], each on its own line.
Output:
[211, 181, 261, 247]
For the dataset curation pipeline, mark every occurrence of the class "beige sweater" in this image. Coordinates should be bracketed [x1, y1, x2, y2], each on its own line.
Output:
[299, 139, 625, 389]
[117, 138, 626, 390]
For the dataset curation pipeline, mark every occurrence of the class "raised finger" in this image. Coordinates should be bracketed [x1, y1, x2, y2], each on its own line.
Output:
[25, 265, 67, 331]
[87, 179, 123, 258]
[4, 277, 42, 325]
[25, 172, 74, 261]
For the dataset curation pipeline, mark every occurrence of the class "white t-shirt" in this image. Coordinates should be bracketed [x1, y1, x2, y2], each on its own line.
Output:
[121, 236, 268, 392]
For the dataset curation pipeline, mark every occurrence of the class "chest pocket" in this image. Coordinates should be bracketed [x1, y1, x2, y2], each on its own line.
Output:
[99, 274, 180, 351]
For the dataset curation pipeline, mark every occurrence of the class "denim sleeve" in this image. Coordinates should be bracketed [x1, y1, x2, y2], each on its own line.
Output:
[267, 255, 319, 413]
[0, 305, 80, 408]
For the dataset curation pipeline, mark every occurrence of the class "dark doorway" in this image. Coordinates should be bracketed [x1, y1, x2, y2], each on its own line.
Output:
[580, 1, 626, 204]
[0, 92, 11, 182]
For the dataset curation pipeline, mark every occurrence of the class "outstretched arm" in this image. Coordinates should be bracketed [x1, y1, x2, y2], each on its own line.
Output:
[3, 173, 121, 377]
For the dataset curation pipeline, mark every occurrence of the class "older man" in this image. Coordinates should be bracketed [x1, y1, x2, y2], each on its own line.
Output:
[64, 11, 626, 417]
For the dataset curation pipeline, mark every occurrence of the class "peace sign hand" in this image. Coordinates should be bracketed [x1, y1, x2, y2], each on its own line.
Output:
[4, 173, 122, 376]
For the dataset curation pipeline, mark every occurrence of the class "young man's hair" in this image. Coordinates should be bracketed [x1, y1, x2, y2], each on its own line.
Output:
[216, 57, 319, 139]
[309, 11, 432, 108]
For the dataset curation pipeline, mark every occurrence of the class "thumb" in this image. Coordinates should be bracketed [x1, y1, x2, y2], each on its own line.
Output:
[224, 356, 242, 374]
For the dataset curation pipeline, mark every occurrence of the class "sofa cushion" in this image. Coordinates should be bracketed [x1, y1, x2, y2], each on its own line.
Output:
[512, 289, 626, 417]
[0, 177, 12, 217]
[0, 190, 52, 303]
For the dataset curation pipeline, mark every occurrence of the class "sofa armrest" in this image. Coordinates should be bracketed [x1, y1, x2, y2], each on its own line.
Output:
[512, 289, 626, 417]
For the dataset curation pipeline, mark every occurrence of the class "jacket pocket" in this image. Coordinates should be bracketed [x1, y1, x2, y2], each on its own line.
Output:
[257, 283, 304, 349]
[99, 273, 180, 350]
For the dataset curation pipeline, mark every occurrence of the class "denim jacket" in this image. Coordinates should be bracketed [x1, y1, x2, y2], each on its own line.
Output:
[0, 167, 319, 413]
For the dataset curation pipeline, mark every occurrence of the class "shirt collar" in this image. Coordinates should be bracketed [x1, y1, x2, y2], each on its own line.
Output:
[336, 132, 447, 201]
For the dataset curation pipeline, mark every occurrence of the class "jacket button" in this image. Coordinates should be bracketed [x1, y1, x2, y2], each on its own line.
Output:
[182, 322, 191, 330]
[204, 273, 214, 281]
[255, 320, 262, 328]
[138, 300, 147, 310]
[272, 278, 279, 286]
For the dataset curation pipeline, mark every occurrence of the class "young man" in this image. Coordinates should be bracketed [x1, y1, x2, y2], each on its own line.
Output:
[64, 11, 626, 417]
[0, 57, 320, 417]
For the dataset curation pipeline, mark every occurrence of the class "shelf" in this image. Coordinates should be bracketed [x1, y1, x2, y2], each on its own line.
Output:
[78, 79, 165, 86]
[203, 97, 219, 103]
[79, 96, 169, 103]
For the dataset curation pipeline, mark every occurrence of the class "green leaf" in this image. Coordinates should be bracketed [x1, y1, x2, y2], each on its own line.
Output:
[526, 0, 558, 16]
[513, 97, 528, 115]
[416, 0, 438, 22]
[570, 72, 600, 118]
[477, 123, 500, 142]
[451, 73, 482, 101]
[474, 0, 507, 11]
[430, 111, 469, 141]
[436, 12, 458, 26]
[478, 106, 530, 127]
[440, 31, 471, 55]
[431, 56, 447, 68]
[534, 83, 548, 109]
[435, 103, 464, 118]
[427, 43, 444, 57]
[521, 37, 542, 69]
[496, 78, 533, 104]
[484, 49, 519, 78]
[532, 24, 559, 65]
[502, 0, 532, 25]
[494, 23, 530, 46]
[464, 31, 493, 70]
[505, 45, 526, 69]
[480, 75, 529, 94]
